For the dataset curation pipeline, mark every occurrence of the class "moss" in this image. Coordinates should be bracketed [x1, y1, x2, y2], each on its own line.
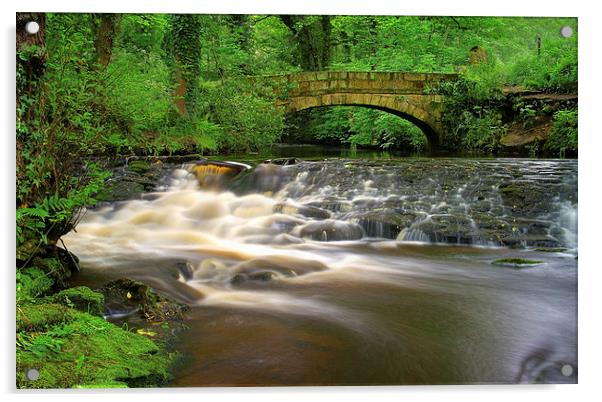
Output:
[16, 308, 175, 389]
[492, 258, 544, 267]
[127, 160, 151, 174]
[498, 183, 524, 196]
[48, 286, 105, 317]
[17, 303, 75, 332]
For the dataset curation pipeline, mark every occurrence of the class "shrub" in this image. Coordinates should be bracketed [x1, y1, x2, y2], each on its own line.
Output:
[544, 109, 577, 157]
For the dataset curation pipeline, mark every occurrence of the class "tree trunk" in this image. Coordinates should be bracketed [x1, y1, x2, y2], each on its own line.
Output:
[279, 15, 332, 72]
[174, 66, 189, 117]
[171, 14, 201, 117]
[94, 13, 117, 68]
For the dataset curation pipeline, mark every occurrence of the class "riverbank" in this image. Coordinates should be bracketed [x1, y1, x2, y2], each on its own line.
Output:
[16, 249, 187, 388]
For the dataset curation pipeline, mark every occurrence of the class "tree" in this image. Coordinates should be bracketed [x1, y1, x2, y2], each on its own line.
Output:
[93, 13, 118, 68]
[279, 15, 332, 71]
[171, 14, 202, 116]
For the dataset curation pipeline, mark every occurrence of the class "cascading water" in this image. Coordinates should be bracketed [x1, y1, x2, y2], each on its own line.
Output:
[62, 157, 577, 386]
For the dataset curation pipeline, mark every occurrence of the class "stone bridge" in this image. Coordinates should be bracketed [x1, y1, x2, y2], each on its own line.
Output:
[268, 71, 458, 148]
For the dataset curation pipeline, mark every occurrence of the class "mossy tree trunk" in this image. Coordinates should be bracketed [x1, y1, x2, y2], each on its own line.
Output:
[93, 13, 118, 68]
[171, 14, 202, 117]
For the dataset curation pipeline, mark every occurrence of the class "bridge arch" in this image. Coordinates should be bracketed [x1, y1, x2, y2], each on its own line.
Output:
[271, 71, 457, 149]
[284, 93, 441, 148]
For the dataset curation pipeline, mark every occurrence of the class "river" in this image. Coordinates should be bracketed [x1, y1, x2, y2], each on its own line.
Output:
[62, 150, 577, 385]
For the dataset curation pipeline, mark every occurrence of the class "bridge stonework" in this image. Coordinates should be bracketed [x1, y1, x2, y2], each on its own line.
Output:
[272, 71, 458, 148]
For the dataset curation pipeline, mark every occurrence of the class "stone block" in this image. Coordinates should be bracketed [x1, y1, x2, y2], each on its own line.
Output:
[404, 72, 426, 81]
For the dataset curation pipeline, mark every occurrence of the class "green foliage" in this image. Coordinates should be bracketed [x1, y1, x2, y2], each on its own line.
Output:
[17, 163, 109, 252]
[104, 48, 173, 136]
[117, 14, 169, 54]
[544, 109, 578, 157]
[17, 13, 113, 253]
[16, 268, 54, 302]
[457, 110, 506, 153]
[198, 79, 284, 152]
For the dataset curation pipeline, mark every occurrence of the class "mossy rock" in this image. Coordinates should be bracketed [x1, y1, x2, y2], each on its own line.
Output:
[127, 160, 151, 174]
[49, 287, 105, 317]
[29, 257, 73, 288]
[16, 310, 175, 389]
[491, 258, 544, 268]
[17, 303, 75, 332]
[101, 279, 187, 322]
[95, 181, 145, 202]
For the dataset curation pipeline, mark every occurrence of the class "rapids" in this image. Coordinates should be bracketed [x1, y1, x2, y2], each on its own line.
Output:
[62, 156, 577, 385]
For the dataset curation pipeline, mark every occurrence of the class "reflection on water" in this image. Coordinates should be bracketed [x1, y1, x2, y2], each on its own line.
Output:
[63, 157, 577, 385]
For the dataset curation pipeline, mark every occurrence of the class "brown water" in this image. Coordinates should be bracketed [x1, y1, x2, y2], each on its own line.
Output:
[63, 157, 577, 385]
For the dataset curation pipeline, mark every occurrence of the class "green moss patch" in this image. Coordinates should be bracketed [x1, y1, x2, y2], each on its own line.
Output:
[48, 286, 105, 317]
[491, 257, 544, 268]
[16, 307, 175, 389]
[127, 160, 151, 174]
[17, 303, 75, 332]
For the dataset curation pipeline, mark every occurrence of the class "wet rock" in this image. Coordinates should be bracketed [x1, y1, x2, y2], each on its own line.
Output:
[263, 157, 300, 166]
[274, 203, 331, 220]
[95, 180, 145, 202]
[175, 262, 194, 281]
[231, 271, 279, 285]
[407, 215, 479, 244]
[192, 160, 249, 189]
[499, 235, 561, 249]
[233, 256, 327, 277]
[354, 211, 418, 239]
[499, 181, 550, 216]
[294, 219, 364, 241]
[99, 279, 188, 322]
[231, 163, 290, 194]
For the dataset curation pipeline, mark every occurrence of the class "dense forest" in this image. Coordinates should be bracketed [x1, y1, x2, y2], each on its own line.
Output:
[16, 13, 577, 388]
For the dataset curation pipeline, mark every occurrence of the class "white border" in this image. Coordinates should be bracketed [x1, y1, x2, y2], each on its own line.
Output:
[2, 1, 600, 401]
